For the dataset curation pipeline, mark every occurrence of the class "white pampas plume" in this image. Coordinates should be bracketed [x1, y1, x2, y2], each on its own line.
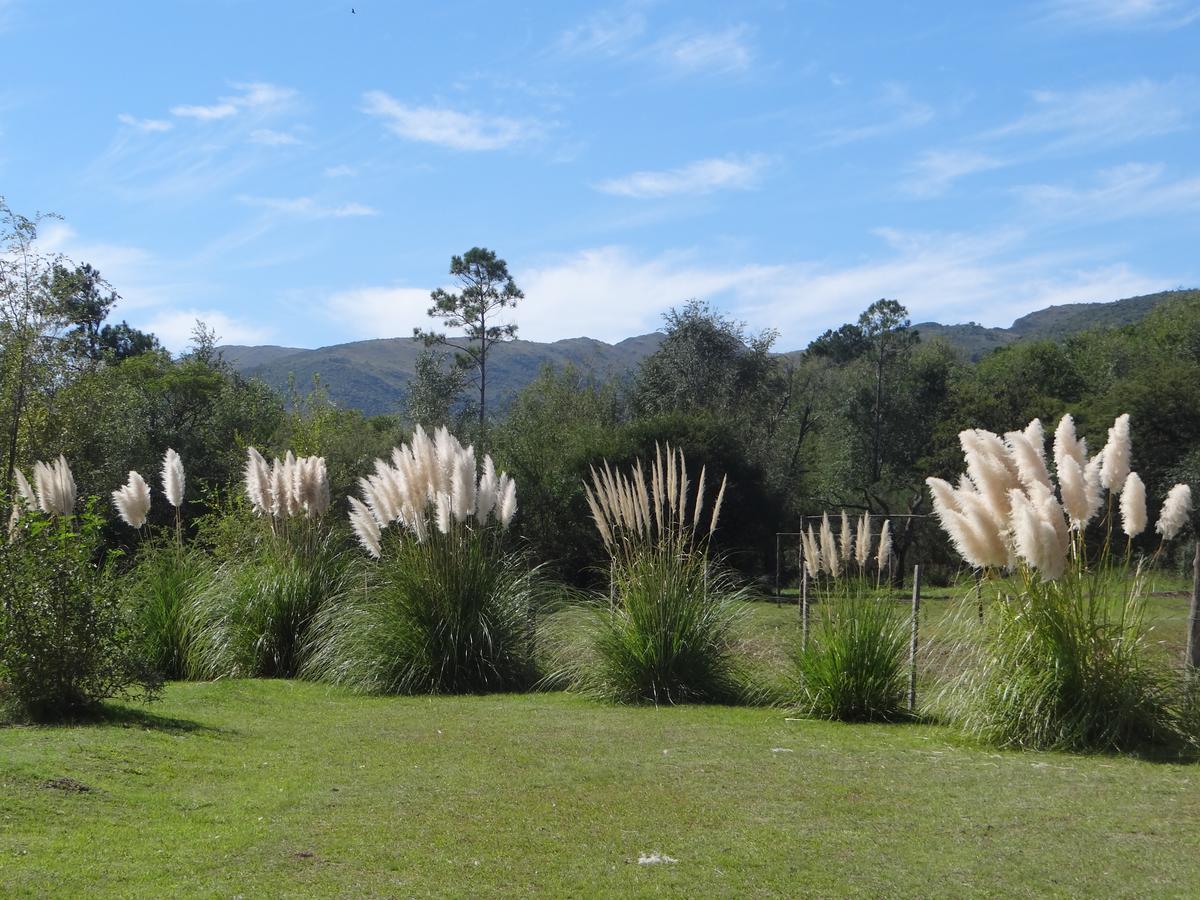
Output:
[8, 469, 36, 536]
[855, 514, 872, 568]
[928, 476, 1006, 569]
[960, 429, 1019, 531]
[162, 448, 185, 509]
[876, 520, 892, 571]
[435, 491, 453, 535]
[1057, 456, 1090, 528]
[348, 497, 381, 558]
[1083, 455, 1104, 524]
[270, 459, 290, 518]
[111, 470, 152, 528]
[802, 526, 822, 579]
[451, 446, 477, 522]
[1156, 484, 1193, 541]
[498, 474, 517, 529]
[33, 456, 77, 516]
[1098, 413, 1132, 494]
[244, 447, 272, 515]
[476, 455, 498, 525]
[1009, 489, 1066, 579]
[839, 510, 853, 565]
[1005, 426, 1052, 491]
[819, 513, 840, 577]
[708, 475, 727, 537]
[1120, 472, 1147, 538]
[1053, 414, 1087, 473]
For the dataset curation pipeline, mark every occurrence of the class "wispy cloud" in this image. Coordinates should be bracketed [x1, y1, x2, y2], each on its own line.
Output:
[240, 196, 379, 218]
[249, 128, 301, 146]
[596, 154, 770, 198]
[556, 8, 754, 75]
[651, 25, 753, 74]
[1039, 0, 1200, 29]
[143, 308, 274, 352]
[117, 113, 173, 133]
[362, 90, 535, 151]
[902, 149, 1006, 197]
[170, 81, 298, 122]
[325, 285, 434, 340]
[1017, 162, 1200, 220]
[324, 164, 357, 178]
[984, 78, 1196, 150]
[822, 83, 935, 145]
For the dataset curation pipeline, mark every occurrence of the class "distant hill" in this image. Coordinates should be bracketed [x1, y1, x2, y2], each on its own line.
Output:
[221, 334, 664, 416]
[915, 289, 1195, 360]
[222, 289, 1192, 414]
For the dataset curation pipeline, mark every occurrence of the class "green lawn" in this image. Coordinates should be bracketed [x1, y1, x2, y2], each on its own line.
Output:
[3, 680, 1199, 897]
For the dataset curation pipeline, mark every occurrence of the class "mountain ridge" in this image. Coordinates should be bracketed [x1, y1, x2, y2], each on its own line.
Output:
[222, 289, 1193, 415]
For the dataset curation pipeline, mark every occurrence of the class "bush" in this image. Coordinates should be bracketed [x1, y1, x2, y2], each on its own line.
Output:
[792, 587, 909, 722]
[949, 570, 1189, 753]
[0, 504, 159, 720]
[190, 525, 349, 679]
[123, 541, 212, 680]
[579, 543, 748, 704]
[307, 529, 538, 694]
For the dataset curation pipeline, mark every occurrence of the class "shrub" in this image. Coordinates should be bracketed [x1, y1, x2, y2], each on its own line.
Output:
[0, 504, 159, 720]
[792, 587, 909, 722]
[307, 426, 534, 694]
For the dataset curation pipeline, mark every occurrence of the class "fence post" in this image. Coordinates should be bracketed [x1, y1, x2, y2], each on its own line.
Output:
[1187, 541, 1200, 671]
[908, 564, 922, 713]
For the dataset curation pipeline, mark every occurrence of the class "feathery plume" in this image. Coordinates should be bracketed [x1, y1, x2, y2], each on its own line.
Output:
[1156, 484, 1192, 541]
[33, 456, 76, 516]
[838, 510, 853, 565]
[1083, 456, 1104, 525]
[1005, 426, 1052, 491]
[498, 474, 518, 529]
[855, 514, 871, 568]
[476, 456, 498, 525]
[1057, 456, 1090, 528]
[1098, 413, 1132, 494]
[1053, 414, 1087, 473]
[802, 525, 822, 579]
[162, 448, 185, 509]
[708, 475, 727, 537]
[111, 470, 152, 528]
[13, 469, 34, 510]
[876, 520, 892, 572]
[1120, 472, 1147, 538]
[244, 447, 272, 515]
[435, 491, 452, 535]
[819, 513, 840, 577]
[348, 496, 381, 558]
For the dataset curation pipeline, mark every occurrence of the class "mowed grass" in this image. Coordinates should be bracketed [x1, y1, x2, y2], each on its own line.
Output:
[3, 680, 1200, 897]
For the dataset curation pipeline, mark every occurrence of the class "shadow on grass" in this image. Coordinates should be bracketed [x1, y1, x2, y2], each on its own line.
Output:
[2, 702, 226, 735]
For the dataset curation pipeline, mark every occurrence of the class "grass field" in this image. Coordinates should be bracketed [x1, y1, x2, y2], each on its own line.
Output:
[3, 680, 1200, 897]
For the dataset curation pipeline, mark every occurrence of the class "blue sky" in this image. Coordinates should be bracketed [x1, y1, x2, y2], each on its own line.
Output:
[3, 0, 1198, 351]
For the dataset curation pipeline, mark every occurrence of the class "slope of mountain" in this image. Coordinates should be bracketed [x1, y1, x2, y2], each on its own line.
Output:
[914, 289, 1194, 360]
[222, 334, 664, 416]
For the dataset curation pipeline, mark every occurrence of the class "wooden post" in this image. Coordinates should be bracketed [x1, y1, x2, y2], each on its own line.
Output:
[774, 533, 782, 602]
[1187, 542, 1200, 671]
[908, 564, 922, 713]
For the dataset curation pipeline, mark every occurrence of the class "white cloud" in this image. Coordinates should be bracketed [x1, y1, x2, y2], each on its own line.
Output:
[596, 154, 770, 198]
[557, 7, 646, 56]
[325, 285, 433, 340]
[652, 25, 753, 74]
[324, 164, 357, 178]
[143, 309, 273, 352]
[171, 81, 297, 122]
[240, 196, 379, 218]
[117, 113, 173, 133]
[985, 79, 1195, 150]
[1040, 0, 1200, 28]
[1017, 162, 1200, 220]
[361, 90, 535, 151]
[822, 83, 935, 146]
[249, 128, 301, 146]
[902, 150, 1006, 197]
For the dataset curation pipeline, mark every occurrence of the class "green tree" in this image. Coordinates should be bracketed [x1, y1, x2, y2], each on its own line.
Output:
[416, 247, 523, 437]
[404, 349, 473, 430]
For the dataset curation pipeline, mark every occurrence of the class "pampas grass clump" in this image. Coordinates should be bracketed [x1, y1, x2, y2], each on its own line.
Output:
[929, 413, 1197, 753]
[307, 426, 535, 694]
[570, 444, 751, 705]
